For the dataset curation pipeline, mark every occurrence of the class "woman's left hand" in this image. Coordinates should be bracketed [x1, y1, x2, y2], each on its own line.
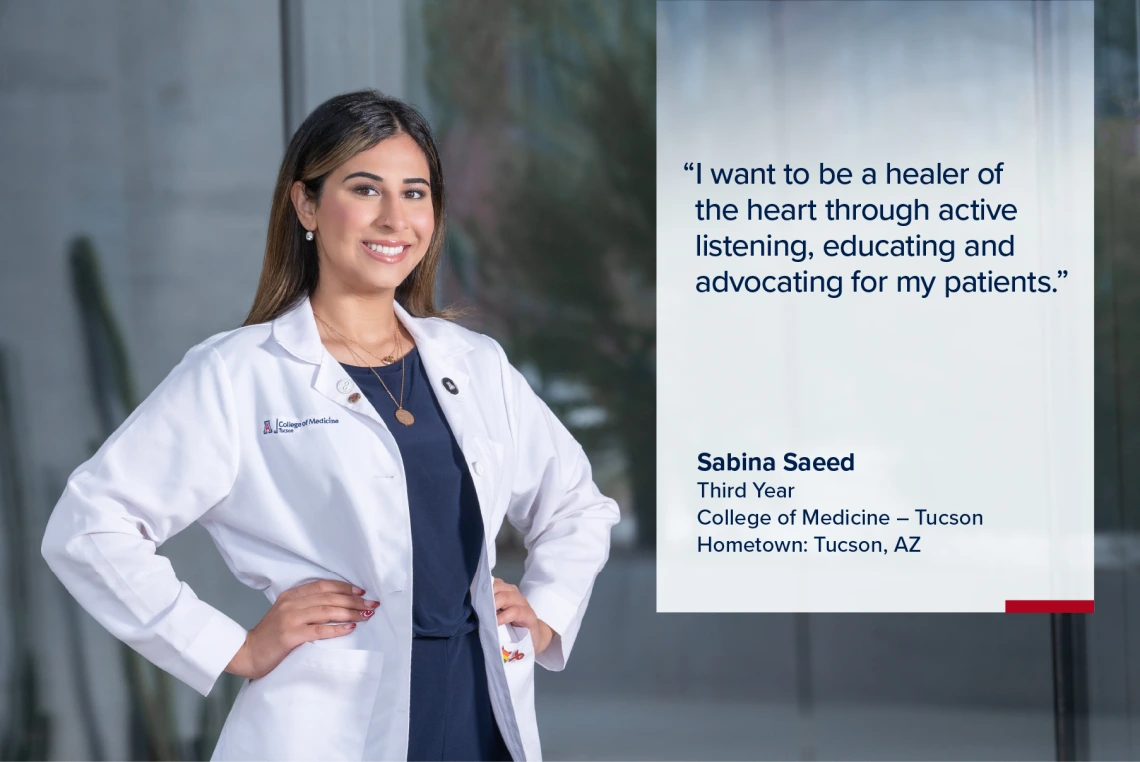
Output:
[493, 577, 554, 655]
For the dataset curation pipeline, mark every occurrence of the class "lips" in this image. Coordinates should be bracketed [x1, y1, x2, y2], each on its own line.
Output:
[361, 240, 411, 264]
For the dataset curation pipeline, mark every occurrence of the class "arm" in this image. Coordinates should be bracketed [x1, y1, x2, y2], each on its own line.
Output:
[492, 338, 621, 671]
[40, 343, 248, 697]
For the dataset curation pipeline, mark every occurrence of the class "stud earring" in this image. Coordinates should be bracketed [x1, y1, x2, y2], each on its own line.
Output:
[305, 230, 314, 241]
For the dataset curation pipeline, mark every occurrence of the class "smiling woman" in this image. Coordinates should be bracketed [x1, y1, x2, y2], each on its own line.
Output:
[40, 88, 620, 762]
[245, 91, 451, 326]
[294, 133, 435, 296]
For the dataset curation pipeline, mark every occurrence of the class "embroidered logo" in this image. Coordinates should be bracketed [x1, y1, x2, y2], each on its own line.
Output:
[262, 416, 340, 434]
[501, 646, 525, 663]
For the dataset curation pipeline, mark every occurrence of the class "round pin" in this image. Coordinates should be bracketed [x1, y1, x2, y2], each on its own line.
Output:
[442, 377, 459, 395]
[348, 392, 361, 403]
[337, 379, 353, 394]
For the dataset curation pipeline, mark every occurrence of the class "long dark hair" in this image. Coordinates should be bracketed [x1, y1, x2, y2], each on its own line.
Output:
[243, 90, 450, 326]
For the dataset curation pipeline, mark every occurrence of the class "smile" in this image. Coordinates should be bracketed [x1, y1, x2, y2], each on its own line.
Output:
[361, 241, 411, 264]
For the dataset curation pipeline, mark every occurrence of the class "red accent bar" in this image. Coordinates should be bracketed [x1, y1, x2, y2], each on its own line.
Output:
[1005, 599, 1094, 614]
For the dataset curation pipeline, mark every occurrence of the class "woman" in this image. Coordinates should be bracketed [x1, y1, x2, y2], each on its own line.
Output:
[40, 90, 620, 761]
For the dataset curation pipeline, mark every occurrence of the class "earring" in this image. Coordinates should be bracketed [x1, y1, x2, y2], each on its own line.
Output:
[305, 230, 314, 241]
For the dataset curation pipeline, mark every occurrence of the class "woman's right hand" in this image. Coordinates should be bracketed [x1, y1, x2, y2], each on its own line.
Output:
[224, 579, 380, 680]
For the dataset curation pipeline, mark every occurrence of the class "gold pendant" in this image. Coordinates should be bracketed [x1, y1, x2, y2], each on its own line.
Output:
[395, 408, 415, 426]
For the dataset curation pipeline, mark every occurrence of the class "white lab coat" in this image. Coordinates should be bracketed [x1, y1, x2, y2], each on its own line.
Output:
[40, 295, 620, 761]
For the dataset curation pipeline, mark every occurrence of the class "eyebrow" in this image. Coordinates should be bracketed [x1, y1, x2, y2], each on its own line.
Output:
[342, 171, 430, 186]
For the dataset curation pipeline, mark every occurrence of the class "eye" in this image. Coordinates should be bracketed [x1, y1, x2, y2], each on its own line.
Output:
[352, 184, 380, 196]
[403, 188, 427, 200]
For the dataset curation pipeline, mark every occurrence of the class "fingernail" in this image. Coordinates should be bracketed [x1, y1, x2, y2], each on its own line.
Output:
[347, 623, 356, 629]
[352, 586, 365, 595]
[361, 609, 373, 618]
[368, 600, 380, 608]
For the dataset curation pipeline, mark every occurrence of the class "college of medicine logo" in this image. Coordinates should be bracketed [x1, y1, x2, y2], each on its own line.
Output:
[501, 646, 525, 663]
[262, 416, 339, 434]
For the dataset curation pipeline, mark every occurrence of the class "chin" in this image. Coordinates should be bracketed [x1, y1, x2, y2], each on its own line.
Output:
[359, 276, 409, 294]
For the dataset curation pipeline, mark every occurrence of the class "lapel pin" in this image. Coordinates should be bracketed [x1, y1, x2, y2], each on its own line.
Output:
[348, 392, 361, 403]
[442, 377, 459, 395]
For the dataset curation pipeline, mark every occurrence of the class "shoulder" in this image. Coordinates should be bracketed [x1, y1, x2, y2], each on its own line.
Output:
[198, 322, 273, 356]
[169, 322, 274, 380]
[411, 315, 529, 407]
[413, 315, 510, 368]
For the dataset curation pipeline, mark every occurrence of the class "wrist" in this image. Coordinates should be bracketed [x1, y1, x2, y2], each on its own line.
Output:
[535, 619, 556, 654]
[225, 634, 253, 679]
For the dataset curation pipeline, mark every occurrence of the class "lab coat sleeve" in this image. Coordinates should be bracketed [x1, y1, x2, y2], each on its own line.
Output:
[40, 342, 248, 697]
[491, 338, 621, 672]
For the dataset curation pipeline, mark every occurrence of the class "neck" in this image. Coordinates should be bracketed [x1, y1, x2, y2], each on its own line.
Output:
[309, 282, 401, 346]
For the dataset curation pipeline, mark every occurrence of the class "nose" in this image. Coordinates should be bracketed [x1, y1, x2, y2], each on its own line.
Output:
[378, 196, 409, 232]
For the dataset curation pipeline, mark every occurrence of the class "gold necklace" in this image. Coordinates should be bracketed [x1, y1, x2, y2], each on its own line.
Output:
[315, 313, 397, 366]
[315, 312, 415, 426]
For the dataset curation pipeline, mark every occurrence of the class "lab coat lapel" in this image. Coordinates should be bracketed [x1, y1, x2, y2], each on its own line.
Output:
[314, 352, 390, 430]
[271, 295, 395, 431]
[393, 302, 497, 528]
[272, 296, 491, 527]
[392, 302, 473, 448]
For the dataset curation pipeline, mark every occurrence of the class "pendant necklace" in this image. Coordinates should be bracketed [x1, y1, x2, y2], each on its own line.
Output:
[315, 311, 415, 426]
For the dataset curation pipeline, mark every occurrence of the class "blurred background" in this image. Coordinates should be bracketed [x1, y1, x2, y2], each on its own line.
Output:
[0, 0, 1135, 759]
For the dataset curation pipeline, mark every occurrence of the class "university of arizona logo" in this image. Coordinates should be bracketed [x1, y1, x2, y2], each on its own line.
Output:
[262, 416, 339, 434]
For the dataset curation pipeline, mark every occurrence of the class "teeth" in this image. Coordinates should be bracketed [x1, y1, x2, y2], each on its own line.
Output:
[366, 243, 404, 256]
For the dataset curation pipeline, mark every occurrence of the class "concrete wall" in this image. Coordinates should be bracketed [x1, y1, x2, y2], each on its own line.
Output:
[0, 1, 413, 757]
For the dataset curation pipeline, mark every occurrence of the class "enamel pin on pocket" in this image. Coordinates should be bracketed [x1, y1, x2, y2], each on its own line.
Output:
[442, 377, 459, 395]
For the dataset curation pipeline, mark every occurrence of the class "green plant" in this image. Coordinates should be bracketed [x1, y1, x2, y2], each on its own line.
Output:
[424, 0, 657, 547]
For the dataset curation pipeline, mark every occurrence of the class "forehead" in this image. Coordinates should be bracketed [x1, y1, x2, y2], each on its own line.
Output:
[337, 133, 429, 177]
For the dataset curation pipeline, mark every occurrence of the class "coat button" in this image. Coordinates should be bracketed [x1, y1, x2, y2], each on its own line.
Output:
[473, 461, 484, 476]
[337, 379, 354, 394]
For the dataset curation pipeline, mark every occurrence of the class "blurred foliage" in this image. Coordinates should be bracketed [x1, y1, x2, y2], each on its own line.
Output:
[423, 0, 656, 547]
[1094, 0, 1140, 533]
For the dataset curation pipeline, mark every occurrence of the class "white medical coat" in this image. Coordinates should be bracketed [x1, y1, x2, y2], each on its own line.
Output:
[40, 295, 620, 761]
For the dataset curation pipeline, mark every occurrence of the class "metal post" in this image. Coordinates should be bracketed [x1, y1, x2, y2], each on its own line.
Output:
[279, 0, 305, 145]
[1052, 613, 1090, 761]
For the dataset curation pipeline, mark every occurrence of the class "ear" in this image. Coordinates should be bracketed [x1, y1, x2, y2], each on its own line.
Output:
[290, 180, 318, 232]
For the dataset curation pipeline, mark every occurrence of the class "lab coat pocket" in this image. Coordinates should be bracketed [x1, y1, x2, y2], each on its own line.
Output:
[498, 622, 533, 666]
[212, 641, 384, 761]
[499, 624, 542, 759]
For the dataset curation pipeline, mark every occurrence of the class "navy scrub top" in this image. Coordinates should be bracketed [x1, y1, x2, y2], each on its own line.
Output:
[340, 346, 483, 637]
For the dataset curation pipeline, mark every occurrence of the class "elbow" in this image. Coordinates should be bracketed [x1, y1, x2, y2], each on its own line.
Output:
[606, 496, 622, 526]
[588, 494, 621, 533]
[40, 490, 88, 582]
[40, 502, 71, 577]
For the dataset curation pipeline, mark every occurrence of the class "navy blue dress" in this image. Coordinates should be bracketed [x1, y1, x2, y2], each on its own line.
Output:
[341, 346, 512, 762]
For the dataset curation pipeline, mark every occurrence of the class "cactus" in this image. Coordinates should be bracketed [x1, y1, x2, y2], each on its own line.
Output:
[0, 349, 52, 761]
[67, 235, 240, 760]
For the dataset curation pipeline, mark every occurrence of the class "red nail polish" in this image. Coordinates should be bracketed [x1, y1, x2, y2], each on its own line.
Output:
[361, 609, 373, 618]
